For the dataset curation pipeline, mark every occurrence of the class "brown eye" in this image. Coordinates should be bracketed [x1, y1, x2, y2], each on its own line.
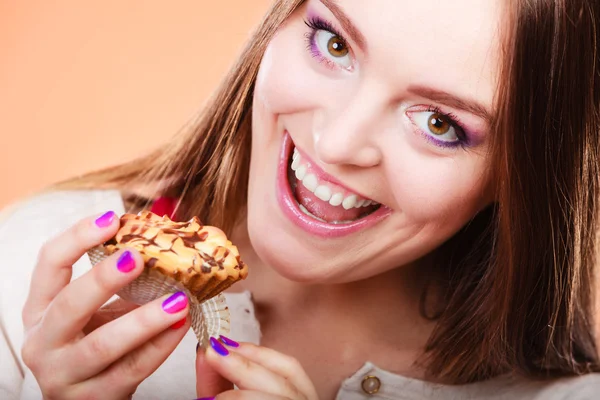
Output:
[313, 30, 353, 69]
[410, 110, 462, 146]
[427, 113, 451, 135]
[327, 36, 348, 58]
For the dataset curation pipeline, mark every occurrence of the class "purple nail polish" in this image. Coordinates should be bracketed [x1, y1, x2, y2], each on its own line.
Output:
[195, 397, 215, 400]
[162, 292, 188, 314]
[95, 211, 116, 228]
[210, 336, 229, 356]
[219, 335, 239, 348]
[116, 251, 135, 273]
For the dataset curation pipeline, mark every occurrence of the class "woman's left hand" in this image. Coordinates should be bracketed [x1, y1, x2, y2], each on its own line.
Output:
[195, 336, 319, 400]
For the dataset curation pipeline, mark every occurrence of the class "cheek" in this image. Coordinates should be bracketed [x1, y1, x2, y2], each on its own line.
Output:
[254, 23, 351, 118]
[255, 30, 317, 115]
[388, 146, 489, 227]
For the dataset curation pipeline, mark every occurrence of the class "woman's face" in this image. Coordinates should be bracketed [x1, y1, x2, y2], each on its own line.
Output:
[248, 0, 502, 283]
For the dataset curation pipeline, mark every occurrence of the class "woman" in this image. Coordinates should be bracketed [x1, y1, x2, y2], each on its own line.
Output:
[1, 0, 600, 398]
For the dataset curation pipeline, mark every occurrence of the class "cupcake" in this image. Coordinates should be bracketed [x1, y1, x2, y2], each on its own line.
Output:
[104, 211, 248, 302]
[87, 211, 248, 346]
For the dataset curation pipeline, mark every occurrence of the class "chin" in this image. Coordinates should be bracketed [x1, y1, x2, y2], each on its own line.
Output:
[245, 211, 340, 283]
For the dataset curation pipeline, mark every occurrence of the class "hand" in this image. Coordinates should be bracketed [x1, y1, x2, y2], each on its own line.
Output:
[21, 211, 191, 400]
[195, 336, 319, 400]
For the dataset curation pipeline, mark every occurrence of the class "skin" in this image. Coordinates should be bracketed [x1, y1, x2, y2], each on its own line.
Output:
[246, 0, 499, 284]
[224, 0, 501, 397]
[21, 0, 503, 399]
[21, 215, 191, 399]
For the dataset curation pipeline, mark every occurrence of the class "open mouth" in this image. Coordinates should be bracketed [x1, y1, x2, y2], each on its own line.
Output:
[275, 131, 390, 237]
[287, 147, 382, 224]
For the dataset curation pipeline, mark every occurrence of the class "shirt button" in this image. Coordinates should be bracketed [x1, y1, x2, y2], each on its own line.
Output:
[361, 375, 381, 395]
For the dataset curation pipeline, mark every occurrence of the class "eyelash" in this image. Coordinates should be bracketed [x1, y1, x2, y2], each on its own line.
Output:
[418, 106, 469, 149]
[304, 16, 349, 69]
[303, 15, 470, 150]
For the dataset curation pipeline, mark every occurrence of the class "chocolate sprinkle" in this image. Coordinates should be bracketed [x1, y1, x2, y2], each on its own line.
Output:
[104, 211, 248, 293]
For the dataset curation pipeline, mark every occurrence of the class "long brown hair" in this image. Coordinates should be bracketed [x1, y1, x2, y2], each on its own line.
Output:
[57, 0, 600, 384]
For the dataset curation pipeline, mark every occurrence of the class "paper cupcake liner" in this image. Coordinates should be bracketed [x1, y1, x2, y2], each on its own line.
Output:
[87, 246, 230, 348]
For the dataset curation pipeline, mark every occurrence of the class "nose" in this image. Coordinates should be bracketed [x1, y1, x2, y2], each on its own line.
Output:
[313, 84, 386, 168]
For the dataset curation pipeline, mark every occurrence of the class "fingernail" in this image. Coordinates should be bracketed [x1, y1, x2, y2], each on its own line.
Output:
[170, 317, 187, 329]
[95, 211, 116, 228]
[195, 397, 215, 400]
[116, 251, 135, 273]
[219, 335, 239, 348]
[210, 336, 229, 356]
[162, 292, 188, 314]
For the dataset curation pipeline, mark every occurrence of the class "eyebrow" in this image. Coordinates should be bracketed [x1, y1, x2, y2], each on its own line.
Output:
[319, 0, 367, 52]
[316, 2, 491, 122]
[407, 85, 493, 122]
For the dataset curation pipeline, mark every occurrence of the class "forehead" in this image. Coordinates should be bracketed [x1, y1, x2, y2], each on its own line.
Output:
[310, 0, 504, 105]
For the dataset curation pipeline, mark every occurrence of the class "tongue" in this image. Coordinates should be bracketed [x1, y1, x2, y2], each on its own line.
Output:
[295, 181, 363, 222]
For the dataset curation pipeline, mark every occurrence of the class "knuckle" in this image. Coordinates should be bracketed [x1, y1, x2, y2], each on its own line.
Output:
[103, 370, 139, 400]
[22, 342, 69, 398]
[280, 376, 302, 398]
[237, 353, 254, 371]
[85, 333, 114, 363]
[43, 379, 81, 400]
[53, 290, 80, 318]
[42, 379, 66, 400]
[73, 218, 91, 242]
[282, 354, 302, 371]
[21, 340, 39, 371]
[277, 353, 304, 379]
[131, 306, 156, 332]
[92, 261, 118, 294]
[37, 239, 58, 265]
[119, 351, 147, 380]
[234, 356, 257, 388]
[291, 384, 305, 399]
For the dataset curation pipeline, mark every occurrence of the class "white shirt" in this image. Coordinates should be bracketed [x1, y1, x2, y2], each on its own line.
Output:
[1, 190, 599, 399]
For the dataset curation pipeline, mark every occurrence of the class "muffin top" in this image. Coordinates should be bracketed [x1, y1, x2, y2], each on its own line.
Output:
[105, 211, 248, 281]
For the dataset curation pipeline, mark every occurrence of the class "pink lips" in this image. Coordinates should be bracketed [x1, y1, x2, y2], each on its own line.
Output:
[276, 131, 391, 238]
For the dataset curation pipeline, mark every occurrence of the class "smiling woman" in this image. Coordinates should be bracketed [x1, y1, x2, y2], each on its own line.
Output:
[2, 0, 600, 399]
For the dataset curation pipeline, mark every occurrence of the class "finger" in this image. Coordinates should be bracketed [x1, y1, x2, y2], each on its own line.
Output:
[216, 390, 291, 400]
[41, 248, 145, 346]
[65, 291, 190, 381]
[229, 341, 317, 400]
[69, 316, 190, 399]
[23, 211, 120, 328]
[204, 338, 305, 400]
[83, 298, 139, 334]
[196, 346, 234, 398]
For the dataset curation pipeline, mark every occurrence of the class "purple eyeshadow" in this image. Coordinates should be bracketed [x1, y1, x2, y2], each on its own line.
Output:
[421, 131, 465, 149]
[304, 14, 345, 66]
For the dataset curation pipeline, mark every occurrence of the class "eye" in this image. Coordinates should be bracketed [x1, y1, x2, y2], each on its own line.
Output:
[305, 16, 354, 71]
[411, 111, 464, 144]
[313, 30, 352, 69]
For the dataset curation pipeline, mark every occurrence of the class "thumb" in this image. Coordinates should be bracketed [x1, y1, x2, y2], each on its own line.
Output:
[196, 343, 234, 397]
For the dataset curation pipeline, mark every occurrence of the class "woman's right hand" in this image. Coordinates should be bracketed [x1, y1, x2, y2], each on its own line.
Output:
[21, 211, 190, 400]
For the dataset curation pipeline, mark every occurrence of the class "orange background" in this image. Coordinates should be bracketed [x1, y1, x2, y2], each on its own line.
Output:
[0, 1, 272, 209]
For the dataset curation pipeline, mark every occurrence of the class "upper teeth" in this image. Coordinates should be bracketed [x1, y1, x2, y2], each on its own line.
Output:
[290, 147, 379, 210]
